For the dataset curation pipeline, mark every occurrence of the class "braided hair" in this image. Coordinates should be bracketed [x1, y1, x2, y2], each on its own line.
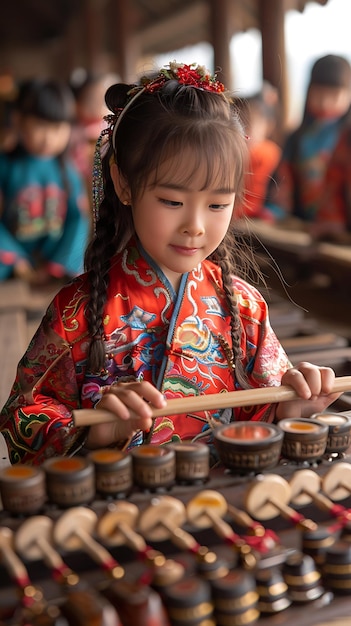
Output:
[85, 76, 261, 386]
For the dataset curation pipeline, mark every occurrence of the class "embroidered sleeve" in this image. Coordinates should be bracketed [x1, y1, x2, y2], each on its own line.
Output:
[0, 298, 85, 465]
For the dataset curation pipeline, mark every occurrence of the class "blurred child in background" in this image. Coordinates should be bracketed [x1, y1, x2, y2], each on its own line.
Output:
[312, 123, 351, 244]
[236, 83, 281, 220]
[69, 71, 118, 216]
[0, 78, 90, 285]
[265, 54, 351, 225]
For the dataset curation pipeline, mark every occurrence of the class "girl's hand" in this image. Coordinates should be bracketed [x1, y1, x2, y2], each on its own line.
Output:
[275, 361, 341, 421]
[85, 380, 166, 448]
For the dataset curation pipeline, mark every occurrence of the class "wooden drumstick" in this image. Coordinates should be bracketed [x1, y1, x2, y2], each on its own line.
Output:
[0, 527, 33, 592]
[137, 496, 188, 544]
[137, 495, 229, 577]
[0, 526, 50, 616]
[15, 515, 125, 625]
[14, 516, 79, 585]
[72, 375, 351, 427]
[97, 502, 140, 547]
[289, 469, 351, 523]
[322, 462, 351, 502]
[138, 495, 206, 553]
[226, 503, 278, 551]
[137, 491, 276, 558]
[53, 507, 124, 580]
[245, 474, 317, 532]
[186, 489, 258, 569]
[97, 502, 185, 586]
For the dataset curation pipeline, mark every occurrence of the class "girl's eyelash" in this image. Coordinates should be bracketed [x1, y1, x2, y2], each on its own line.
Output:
[158, 196, 232, 210]
[160, 198, 181, 206]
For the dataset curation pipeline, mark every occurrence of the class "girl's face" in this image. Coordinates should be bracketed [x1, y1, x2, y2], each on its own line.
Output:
[19, 115, 71, 157]
[116, 150, 236, 291]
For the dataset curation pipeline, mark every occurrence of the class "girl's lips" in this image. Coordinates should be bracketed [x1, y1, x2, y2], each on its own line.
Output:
[171, 245, 199, 255]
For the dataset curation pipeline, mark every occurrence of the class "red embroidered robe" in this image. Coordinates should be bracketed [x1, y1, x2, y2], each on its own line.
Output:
[0, 241, 291, 464]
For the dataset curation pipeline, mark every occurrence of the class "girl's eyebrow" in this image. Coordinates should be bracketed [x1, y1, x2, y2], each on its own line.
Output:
[157, 182, 235, 193]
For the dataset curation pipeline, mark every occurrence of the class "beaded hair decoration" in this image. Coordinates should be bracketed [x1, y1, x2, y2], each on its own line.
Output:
[92, 61, 225, 229]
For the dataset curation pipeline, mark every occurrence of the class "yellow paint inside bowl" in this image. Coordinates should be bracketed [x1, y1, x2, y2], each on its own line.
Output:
[2, 465, 37, 479]
[281, 421, 320, 433]
[90, 449, 124, 463]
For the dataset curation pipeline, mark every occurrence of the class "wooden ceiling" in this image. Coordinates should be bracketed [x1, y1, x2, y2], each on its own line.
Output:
[0, 0, 331, 135]
[0, 0, 81, 47]
[0, 0, 329, 57]
[132, 0, 329, 56]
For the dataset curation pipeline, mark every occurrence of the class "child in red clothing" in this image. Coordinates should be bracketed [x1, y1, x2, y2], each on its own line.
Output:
[312, 124, 351, 244]
[236, 87, 281, 220]
[265, 55, 351, 224]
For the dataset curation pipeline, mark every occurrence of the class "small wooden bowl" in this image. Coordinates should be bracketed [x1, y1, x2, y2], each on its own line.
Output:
[130, 444, 175, 490]
[278, 418, 328, 463]
[168, 441, 210, 484]
[310, 412, 351, 455]
[0, 464, 46, 515]
[213, 422, 283, 473]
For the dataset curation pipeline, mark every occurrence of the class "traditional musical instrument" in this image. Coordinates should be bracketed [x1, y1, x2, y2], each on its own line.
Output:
[0, 416, 351, 625]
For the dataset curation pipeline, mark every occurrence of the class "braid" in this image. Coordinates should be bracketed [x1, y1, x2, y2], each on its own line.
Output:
[212, 225, 266, 390]
[84, 83, 136, 375]
[215, 240, 249, 390]
[84, 171, 118, 374]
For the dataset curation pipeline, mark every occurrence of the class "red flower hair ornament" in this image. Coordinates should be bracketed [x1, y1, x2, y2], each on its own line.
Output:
[140, 61, 225, 94]
[92, 62, 226, 227]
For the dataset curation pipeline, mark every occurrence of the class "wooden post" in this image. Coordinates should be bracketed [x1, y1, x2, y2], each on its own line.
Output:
[258, 0, 288, 139]
[82, 0, 108, 73]
[109, 0, 140, 82]
[209, 0, 232, 87]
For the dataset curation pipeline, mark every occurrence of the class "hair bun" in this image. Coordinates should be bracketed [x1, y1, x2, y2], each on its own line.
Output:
[105, 83, 134, 113]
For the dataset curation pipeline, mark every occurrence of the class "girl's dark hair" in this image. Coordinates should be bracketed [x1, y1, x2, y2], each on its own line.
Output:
[15, 78, 76, 123]
[85, 76, 259, 387]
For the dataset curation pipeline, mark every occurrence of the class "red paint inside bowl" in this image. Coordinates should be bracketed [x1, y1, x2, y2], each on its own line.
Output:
[221, 424, 272, 441]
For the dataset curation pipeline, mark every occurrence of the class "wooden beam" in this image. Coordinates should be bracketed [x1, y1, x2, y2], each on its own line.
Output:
[110, 0, 140, 82]
[136, 1, 210, 55]
[209, 0, 233, 87]
[258, 0, 288, 136]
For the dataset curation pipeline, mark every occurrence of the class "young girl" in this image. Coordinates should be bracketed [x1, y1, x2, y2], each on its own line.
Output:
[0, 78, 90, 285]
[0, 62, 340, 465]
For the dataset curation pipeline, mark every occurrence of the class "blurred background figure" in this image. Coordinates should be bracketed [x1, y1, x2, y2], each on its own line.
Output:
[0, 77, 90, 286]
[0, 73, 18, 152]
[235, 82, 281, 221]
[69, 71, 118, 216]
[312, 123, 351, 244]
[264, 54, 351, 226]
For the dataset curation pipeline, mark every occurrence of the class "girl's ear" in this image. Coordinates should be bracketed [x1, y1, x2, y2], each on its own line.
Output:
[110, 162, 131, 204]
